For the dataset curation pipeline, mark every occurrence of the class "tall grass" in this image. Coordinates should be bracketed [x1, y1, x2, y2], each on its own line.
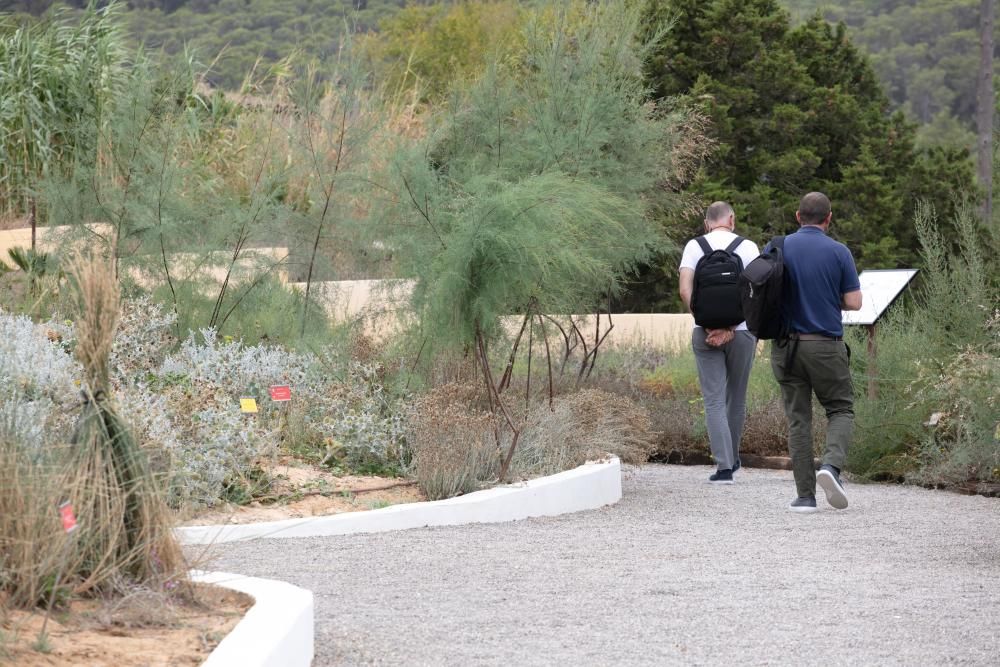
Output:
[0, 1, 129, 217]
[25, 10, 394, 342]
[0, 405, 75, 607]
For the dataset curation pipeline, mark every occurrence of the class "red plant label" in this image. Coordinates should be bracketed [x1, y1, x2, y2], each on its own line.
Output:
[269, 385, 291, 402]
[59, 502, 77, 533]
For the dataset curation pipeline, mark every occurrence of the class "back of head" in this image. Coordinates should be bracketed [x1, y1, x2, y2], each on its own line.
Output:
[798, 192, 831, 226]
[704, 201, 734, 229]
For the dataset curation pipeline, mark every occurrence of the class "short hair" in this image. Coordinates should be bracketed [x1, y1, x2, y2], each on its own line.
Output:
[798, 192, 831, 226]
[704, 201, 734, 226]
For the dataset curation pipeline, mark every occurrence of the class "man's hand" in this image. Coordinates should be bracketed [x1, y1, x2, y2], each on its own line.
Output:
[705, 328, 734, 347]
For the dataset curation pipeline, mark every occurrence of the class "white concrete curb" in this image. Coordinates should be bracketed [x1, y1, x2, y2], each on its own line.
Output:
[194, 570, 314, 667]
[178, 456, 622, 545]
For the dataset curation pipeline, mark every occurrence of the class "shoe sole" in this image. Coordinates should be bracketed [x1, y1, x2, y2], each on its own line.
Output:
[817, 469, 848, 509]
[709, 480, 735, 485]
[788, 504, 818, 513]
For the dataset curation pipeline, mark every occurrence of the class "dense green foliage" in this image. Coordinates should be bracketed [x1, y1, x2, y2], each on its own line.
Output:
[0, 0, 996, 503]
[783, 0, 987, 151]
[846, 201, 999, 487]
[616, 0, 977, 312]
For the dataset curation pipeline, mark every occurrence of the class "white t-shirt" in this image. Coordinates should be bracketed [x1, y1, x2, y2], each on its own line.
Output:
[679, 229, 761, 330]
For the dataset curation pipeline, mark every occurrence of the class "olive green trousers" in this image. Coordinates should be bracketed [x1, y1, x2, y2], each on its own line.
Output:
[770, 339, 854, 498]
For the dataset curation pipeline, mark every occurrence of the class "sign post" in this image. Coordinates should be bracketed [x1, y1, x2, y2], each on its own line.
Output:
[842, 269, 918, 399]
[865, 324, 877, 399]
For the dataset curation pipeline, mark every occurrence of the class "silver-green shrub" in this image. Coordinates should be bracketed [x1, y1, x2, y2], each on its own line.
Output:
[0, 310, 79, 448]
[0, 300, 408, 509]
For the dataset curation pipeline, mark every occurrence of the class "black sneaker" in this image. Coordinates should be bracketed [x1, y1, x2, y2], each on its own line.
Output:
[709, 469, 734, 485]
[817, 464, 848, 509]
[732, 459, 741, 474]
[788, 496, 817, 513]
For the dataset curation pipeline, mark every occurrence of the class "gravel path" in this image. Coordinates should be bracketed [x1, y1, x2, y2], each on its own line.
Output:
[199, 465, 1000, 666]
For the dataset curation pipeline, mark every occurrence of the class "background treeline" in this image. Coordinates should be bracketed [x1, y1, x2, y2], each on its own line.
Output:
[0, 0, 412, 90]
[1, 0, 995, 147]
[785, 0, 984, 151]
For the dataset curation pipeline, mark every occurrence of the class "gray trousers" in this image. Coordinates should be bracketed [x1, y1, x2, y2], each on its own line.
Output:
[692, 329, 757, 471]
[770, 339, 854, 498]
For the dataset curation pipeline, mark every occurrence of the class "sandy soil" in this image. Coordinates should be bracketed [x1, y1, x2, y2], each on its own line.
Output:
[181, 462, 425, 526]
[1, 583, 252, 666]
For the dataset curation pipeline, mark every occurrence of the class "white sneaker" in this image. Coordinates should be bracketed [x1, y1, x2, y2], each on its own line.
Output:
[817, 465, 848, 509]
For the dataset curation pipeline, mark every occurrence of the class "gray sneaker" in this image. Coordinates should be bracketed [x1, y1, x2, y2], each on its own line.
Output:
[817, 464, 848, 509]
[788, 496, 818, 513]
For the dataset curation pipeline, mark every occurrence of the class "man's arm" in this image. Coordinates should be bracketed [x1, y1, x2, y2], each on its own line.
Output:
[679, 268, 694, 312]
[842, 289, 862, 311]
[839, 247, 862, 311]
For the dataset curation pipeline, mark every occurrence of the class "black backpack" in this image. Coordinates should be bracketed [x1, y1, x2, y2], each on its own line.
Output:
[690, 235, 746, 328]
[738, 235, 786, 340]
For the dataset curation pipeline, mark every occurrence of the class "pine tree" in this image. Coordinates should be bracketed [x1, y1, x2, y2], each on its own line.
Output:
[636, 0, 976, 307]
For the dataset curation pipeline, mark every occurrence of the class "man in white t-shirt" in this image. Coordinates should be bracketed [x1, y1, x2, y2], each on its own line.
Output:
[678, 201, 760, 484]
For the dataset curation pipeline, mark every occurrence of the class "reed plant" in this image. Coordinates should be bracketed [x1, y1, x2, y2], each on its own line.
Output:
[0, 1, 128, 217]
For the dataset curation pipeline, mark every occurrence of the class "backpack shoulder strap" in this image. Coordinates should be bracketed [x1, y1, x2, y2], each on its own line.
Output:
[695, 236, 712, 256]
[724, 235, 745, 254]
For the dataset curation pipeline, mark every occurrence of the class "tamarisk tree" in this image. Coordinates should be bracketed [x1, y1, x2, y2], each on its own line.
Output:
[377, 0, 703, 480]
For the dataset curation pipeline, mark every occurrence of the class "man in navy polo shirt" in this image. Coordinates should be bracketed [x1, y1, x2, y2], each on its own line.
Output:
[771, 192, 862, 513]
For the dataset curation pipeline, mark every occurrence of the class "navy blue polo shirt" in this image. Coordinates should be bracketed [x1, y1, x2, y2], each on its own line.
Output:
[779, 226, 860, 338]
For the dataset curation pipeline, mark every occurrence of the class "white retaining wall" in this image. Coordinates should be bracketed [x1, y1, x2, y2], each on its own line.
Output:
[178, 457, 623, 545]
[195, 570, 314, 667]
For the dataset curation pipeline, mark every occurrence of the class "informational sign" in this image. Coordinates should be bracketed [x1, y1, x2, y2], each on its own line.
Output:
[59, 501, 77, 533]
[842, 269, 918, 326]
[240, 398, 259, 413]
[269, 385, 291, 402]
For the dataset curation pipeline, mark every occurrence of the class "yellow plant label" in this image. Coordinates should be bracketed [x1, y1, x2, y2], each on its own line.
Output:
[240, 398, 258, 414]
